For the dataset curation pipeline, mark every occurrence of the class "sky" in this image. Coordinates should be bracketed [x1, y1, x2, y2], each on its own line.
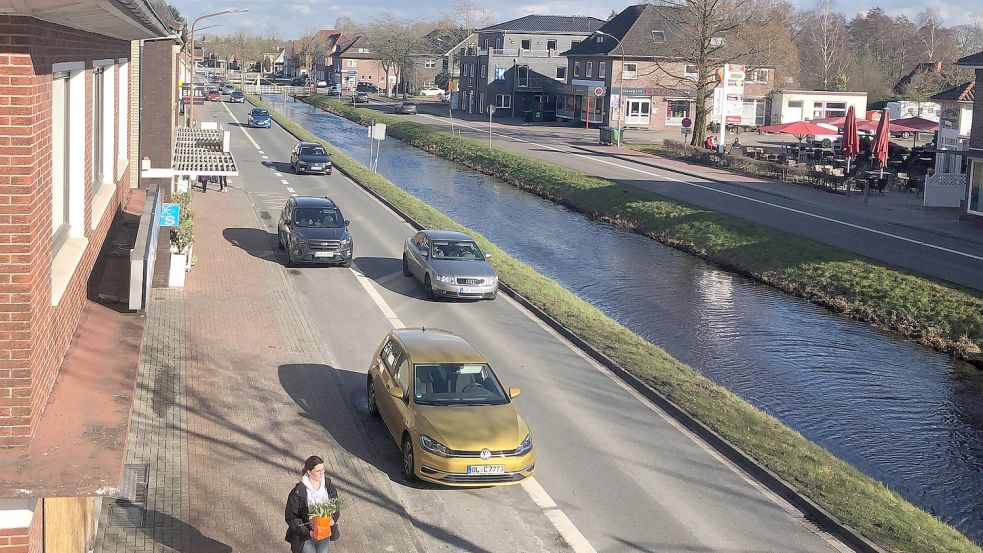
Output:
[169, 0, 983, 40]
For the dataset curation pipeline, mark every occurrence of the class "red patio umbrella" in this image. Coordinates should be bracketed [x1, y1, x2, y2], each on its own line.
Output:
[759, 121, 839, 142]
[841, 106, 860, 175]
[871, 110, 891, 175]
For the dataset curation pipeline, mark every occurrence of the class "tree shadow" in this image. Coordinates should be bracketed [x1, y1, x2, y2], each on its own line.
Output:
[261, 160, 293, 173]
[102, 506, 231, 553]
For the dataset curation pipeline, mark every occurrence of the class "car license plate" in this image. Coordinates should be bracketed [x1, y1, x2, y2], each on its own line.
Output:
[459, 287, 482, 294]
[313, 251, 335, 258]
[467, 465, 505, 475]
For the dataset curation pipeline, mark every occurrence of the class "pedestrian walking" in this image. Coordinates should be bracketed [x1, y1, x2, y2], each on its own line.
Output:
[219, 175, 227, 192]
[284, 456, 339, 553]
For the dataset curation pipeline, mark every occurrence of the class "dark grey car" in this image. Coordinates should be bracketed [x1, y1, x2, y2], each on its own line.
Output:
[402, 230, 497, 300]
[394, 101, 417, 114]
[290, 142, 332, 175]
[277, 196, 353, 267]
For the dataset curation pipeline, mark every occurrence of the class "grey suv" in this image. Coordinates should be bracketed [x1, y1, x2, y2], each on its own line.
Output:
[277, 196, 353, 267]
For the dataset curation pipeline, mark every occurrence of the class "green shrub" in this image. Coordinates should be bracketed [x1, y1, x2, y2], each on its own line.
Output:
[169, 191, 194, 254]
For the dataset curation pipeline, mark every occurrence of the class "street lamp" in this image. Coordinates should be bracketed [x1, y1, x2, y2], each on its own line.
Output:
[187, 8, 249, 125]
[595, 31, 626, 147]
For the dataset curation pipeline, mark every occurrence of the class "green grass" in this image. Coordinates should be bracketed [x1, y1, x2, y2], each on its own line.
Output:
[296, 94, 983, 359]
[248, 93, 983, 552]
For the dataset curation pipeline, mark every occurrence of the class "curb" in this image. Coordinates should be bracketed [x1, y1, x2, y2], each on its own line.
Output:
[254, 96, 889, 553]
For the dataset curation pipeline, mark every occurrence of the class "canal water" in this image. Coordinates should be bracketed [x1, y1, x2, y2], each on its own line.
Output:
[267, 97, 983, 542]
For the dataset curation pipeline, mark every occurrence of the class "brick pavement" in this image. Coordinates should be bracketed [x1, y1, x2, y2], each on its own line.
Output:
[95, 185, 425, 553]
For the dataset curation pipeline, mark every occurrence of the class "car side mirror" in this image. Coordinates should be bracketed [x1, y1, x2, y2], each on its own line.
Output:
[508, 387, 521, 399]
[344, 220, 350, 226]
[388, 386, 405, 400]
[485, 253, 492, 259]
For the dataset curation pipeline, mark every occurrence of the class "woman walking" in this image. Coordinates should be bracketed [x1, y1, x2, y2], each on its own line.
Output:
[284, 456, 339, 553]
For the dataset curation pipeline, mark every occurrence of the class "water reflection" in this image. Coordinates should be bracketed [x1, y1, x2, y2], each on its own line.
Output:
[268, 98, 983, 542]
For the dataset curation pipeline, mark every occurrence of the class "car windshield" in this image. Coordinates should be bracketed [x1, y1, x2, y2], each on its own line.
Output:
[300, 146, 327, 157]
[252, 109, 268, 116]
[413, 363, 508, 406]
[430, 240, 483, 260]
[293, 207, 344, 228]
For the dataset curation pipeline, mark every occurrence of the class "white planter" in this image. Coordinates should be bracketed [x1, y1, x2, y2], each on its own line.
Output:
[169, 253, 187, 287]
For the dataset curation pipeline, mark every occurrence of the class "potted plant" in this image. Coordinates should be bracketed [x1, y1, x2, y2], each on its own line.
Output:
[308, 497, 345, 540]
[168, 192, 194, 287]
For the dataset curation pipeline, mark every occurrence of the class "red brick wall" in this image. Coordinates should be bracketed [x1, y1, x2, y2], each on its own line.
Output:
[0, 499, 40, 553]
[971, 68, 983, 149]
[0, 16, 129, 447]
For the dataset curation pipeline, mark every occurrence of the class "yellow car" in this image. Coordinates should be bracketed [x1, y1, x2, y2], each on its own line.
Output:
[367, 328, 536, 486]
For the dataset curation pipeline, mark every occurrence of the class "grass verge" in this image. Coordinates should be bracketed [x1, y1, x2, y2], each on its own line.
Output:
[249, 93, 982, 552]
[303, 94, 983, 361]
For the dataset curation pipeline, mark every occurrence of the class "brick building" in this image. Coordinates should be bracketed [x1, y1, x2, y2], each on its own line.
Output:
[0, 2, 172, 551]
[560, 4, 774, 131]
[333, 35, 388, 93]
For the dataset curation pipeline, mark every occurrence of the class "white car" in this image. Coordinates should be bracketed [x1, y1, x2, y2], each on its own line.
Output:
[419, 87, 445, 97]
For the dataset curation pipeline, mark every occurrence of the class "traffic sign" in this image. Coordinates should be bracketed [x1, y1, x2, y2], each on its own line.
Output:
[592, 86, 606, 97]
[160, 203, 180, 227]
[681, 117, 692, 128]
[487, 105, 496, 115]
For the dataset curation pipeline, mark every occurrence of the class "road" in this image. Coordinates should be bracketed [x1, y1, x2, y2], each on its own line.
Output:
[354, 97, 983, 292]
[197, 98, 859, 552]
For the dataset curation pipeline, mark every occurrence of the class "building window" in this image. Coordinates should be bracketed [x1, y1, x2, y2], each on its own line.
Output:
[812, 100, 847, 119]
[496, 94, 511, 108]
[521, 39, 531, 50]
[425, 58, 436, 68]
[483, 38, 489, 48]
[623, 63, 637, 79]
[585, 61, 593, 78]
[50, 62, 86, 305]
[665, 99, 690, 125]
[479, 92, 484, 109]
[556, 66, 566, 80]
[599, 61, 606, 78]
[547, 40, 557, 50]
[684, 64, 699, 81]
[496, 37, 502, 49]
[710, 37, 724, 47]
[471, 64, 476, 77]
[969, 159, 983, 215]
[481, 64, 487, 77]
[117, 61, 129, 176]
[571, 40, 580, 47]
[625, 99, 651, 125]
[574, 61, 581, 77]
[51, 72, 71, 247]
[652, 30, 666, 41]
[92, 66, 105, 184]
[747, 68, 768, 83]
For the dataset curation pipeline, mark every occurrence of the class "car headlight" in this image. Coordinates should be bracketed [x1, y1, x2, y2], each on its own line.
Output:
[298, 160, 308, 166]
[419, 435, 450, 457]
[290, 233, 307, 246]
[339, 236, 352, 248]
[515, 434, 532, 456]
[436, 275, 455, 284]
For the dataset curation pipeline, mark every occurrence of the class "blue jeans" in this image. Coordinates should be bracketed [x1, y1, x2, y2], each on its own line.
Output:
[300, 537, 328, 553]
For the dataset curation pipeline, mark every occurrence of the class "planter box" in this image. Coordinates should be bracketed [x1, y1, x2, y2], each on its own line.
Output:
[168, 253, 187, 287]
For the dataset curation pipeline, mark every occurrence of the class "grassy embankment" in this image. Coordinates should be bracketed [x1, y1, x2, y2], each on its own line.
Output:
[247, 93, 983, 553]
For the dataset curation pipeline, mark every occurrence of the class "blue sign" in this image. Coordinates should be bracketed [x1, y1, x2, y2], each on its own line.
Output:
[494, 67, 506, 81]
[160, 203, 181, 227]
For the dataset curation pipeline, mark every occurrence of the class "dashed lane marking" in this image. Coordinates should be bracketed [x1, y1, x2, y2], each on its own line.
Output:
[286, 187, 296, 194]
[280, 179, 290, 185]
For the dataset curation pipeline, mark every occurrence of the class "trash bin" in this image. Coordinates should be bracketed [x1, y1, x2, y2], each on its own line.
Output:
[599, 126, 620, 145]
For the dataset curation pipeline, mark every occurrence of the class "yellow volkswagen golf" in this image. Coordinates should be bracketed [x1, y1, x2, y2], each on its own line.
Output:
[367, 328, 536, 486]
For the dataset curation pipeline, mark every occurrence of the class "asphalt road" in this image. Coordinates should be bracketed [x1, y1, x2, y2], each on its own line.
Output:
[355, 97, 983, 292]
[206, 99, 852, 553]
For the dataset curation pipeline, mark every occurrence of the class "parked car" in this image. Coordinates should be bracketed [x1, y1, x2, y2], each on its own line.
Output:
[356, 82, 379, 93]
[247, 107, 272, 128]
[394, 101, 418, 114]
[418, 86, 445, 97]
[228, 91, 245, 103]
[277, 196, 352, 267]
[403, 229, 498, 300]
[290, 142, 332, 175]
[291, 76, 310, 86]
[206, 89, 221, 102]
[327, 88, 342, 97]
[316, 80, 328, 88]
[222, 84, 236, 94]
[366, 328, 535, 486]
[354, 91, 369, 103]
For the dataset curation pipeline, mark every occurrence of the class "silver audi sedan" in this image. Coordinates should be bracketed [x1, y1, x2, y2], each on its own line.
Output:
[403, 230, 498, 300]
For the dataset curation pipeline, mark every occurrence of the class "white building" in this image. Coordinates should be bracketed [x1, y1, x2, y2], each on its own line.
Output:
[887, 100, 941, 122]
[769, 90, 868, 124]
[924, 81, 974, 207]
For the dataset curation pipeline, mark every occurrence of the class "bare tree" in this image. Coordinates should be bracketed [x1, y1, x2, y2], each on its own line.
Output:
[362, 15, 428, 97]
[952, 18, 983, 55]
[916, 8, 947, 62]
[335, 16, 359, 34]
[294, 29, 330, 82]
[646, 0, 770, 146]
[440, 0, 495, 30]
[803, 0, 847, 91]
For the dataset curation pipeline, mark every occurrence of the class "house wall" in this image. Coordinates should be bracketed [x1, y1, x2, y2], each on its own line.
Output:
[140, 40, 178, 177]
[0, 16, 130, 446]
[972, 69, 983, 150]
[771, 91, 867, 124]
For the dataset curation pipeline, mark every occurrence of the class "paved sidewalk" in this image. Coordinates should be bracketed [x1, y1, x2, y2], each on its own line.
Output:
[95, 186, 424, 553]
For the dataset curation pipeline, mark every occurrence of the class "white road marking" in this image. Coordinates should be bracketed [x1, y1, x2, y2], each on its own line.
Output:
[220, 102, 262, 150]
[286, 187, 295, 194]
[262, 155, 269, 159]
[280, 179, 290, 185]
[544, 509, 595, 553]
[349, 262, 404, 329]
[274, 172, 283, 177]
[417, 113, 983, 262]
[258, 150, 265, 154]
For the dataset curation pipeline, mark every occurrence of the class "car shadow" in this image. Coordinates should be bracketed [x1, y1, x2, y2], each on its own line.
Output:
[351, 256, 485, 303]
[261, 160, 296, 174]
[222, 227, 283, 265]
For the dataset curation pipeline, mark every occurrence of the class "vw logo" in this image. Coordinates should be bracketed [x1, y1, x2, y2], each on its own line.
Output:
[479, 448, 492, 460]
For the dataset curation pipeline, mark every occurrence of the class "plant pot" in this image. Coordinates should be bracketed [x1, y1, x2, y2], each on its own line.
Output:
[169, 252, 187, 287]
[311, 515, 333, 540]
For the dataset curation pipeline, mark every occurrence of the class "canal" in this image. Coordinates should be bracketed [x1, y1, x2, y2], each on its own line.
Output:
[268, 96, 983, 542]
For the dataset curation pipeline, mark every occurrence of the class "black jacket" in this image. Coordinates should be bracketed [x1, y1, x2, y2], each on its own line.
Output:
[284, 478, 339, 553]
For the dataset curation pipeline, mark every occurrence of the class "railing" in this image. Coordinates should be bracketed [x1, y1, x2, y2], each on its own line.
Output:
[244, 84, 315, 96]
[481, 48, 556, 58]
[923, 172, 966, 208]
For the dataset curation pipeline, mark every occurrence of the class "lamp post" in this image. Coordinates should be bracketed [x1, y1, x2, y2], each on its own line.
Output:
[594, 31, 625, 147]
[187, 8, 249, 126]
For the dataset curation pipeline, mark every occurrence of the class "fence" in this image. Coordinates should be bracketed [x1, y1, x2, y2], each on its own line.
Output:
[129, 183, 161, 311]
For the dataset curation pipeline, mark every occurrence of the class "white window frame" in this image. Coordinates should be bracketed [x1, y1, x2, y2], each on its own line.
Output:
[91, 58, 115, 230]
[556, 66, 566, 80]
[50, 61, 88, 306]
[684, 64, 699, 81]
[479, 92, 484, 109]
[599, 61, 606, 78]
[623, 63, 638, 79]
[574, 61, 581, 77]
[347, 59, 357, 68]
[425, 58, 436, 68]
[585, 61, 592, 78]
[547, 39, 557, 50]
[495, 94, 511, 108]
[117, 59, 129, 181]
[481, 64, 487, 77]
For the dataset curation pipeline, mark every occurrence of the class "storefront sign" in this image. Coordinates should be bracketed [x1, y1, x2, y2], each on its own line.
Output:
[620, 87, 694, 98]
[494, 67, 507, 81]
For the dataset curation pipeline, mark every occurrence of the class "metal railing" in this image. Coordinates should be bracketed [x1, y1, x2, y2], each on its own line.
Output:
[481, 48, 556, 57]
